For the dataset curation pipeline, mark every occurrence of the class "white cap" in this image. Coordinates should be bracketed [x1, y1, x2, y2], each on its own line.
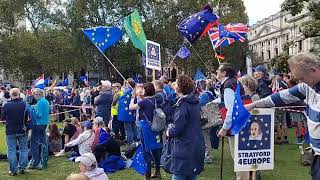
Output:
[101, 80, 111, 87]
[94, 116, 104, 124]
[75, 153, 97, 167]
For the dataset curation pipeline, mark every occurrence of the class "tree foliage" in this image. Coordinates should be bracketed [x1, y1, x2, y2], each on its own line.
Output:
[0, 0, 249, 80]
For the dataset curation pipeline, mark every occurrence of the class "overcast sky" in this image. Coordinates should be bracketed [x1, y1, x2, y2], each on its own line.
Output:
[243, 0, 285, 25]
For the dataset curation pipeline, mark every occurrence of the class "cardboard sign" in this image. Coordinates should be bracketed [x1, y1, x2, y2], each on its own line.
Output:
[234, 108, 275, 172]
[146, 40, 161, 71]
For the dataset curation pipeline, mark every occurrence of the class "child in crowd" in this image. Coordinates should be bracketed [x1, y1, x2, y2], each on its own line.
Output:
[48, 124, 63, 155]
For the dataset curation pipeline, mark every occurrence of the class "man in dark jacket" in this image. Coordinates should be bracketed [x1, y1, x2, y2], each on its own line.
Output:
[94, 80, 113, 126]
[2, 88, 29, 176]
[254, 65, 272, 98]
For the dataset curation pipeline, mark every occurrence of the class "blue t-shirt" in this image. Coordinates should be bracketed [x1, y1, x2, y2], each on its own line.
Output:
[138, 97, 155, 123]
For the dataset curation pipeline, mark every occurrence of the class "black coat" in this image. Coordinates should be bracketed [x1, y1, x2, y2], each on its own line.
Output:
[168, 92, 205, 176]
[257, 77, 272, 98]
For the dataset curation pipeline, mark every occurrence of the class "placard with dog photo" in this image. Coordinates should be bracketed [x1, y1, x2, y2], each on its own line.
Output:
[234, 108, 275, 172]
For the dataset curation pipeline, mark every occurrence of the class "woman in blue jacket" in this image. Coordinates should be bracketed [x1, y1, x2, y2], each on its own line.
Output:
[167, 75, 205, 180]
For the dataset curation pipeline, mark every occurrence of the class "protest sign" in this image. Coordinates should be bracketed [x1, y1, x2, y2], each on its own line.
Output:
[146, 40, 161, 71]
[234, 108, 275, 172]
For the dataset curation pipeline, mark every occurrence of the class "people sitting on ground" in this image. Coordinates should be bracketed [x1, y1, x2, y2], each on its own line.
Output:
[75, 153, 109, 180]
[92, 117, 110, 147]
[71, 117, 83, 141]
[66, 173, 90, 180]
[55, 118, 78, 157]
[48, 123, 63, 156]
[92, 117, 121, 164]
[65, 121, 95, 156]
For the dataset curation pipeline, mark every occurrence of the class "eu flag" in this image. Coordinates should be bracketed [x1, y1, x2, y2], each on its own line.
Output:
[131, 145, 147, 175]
[194, 69, 207, 81]
[230, 83, 251, 135]
[118, 88, 136, 122]
[178, 5, 219, 43]
[83, 26, 123, 52]
[176, 45, 191, 59]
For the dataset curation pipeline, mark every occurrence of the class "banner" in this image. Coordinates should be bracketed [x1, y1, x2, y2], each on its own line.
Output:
[234, 108, 275, 172]
[145, 40, 161, 71]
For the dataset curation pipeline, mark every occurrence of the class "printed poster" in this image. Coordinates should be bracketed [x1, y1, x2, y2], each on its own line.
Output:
[234, 108, 275, 172]
[146, 40, 161, 71]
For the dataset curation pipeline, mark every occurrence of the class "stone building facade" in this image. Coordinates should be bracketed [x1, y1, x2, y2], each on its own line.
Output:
[248, 6, 314, 62]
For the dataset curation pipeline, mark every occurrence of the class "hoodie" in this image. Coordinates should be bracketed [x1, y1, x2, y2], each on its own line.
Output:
[84, 168, 109, 180]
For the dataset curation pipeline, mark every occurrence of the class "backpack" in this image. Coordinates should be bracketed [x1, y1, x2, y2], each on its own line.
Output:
[156, 92, 174, 124]
[145, 99, 166, 132]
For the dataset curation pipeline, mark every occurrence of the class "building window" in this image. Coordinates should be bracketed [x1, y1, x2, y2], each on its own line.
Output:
[298, 40, 303, 52]
[284, 17, 287, 22]
[275, 38, 278, 44]
[275, 48, 279, 56]
[286, 34, 289, 41]
[261, 52, 264, 60]
[262, 42, 264, 47]
[268, 40, 271, 46]
[267, 50, 271, 59]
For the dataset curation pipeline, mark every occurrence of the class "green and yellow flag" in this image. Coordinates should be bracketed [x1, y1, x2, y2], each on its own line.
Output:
[124, 10, 147, 53]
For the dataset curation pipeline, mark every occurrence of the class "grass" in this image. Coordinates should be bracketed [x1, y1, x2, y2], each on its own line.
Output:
[0, 123, 310, 180]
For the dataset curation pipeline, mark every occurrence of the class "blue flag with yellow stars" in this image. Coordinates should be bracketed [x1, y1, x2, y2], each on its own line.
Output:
[131, 145, 147, 175]
[194, 69, 207, 81]
[118, 88, 136, 122]
[83, 26, 123, 52]
[178, 5, 219, 43]
[176, 45, 191, 59]
[230, 83, 251, 135]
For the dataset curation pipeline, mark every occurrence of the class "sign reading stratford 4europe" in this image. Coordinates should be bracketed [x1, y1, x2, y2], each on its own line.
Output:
[234, 108, 275, 172]
[146, 40, 161, 71]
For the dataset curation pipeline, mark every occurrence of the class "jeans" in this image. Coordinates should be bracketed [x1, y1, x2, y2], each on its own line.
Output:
[31, 125, 48, 167]
[124, 122, 138, 145]
[172, 174, 197, 180]
[6, 134, 28, 173]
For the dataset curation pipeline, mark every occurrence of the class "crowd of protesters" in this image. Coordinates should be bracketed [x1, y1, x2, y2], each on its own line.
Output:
[2, 52, 320, 180]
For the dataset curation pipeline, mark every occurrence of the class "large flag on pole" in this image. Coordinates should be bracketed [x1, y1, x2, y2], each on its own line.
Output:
[83, 26, 123, 52]
[178, 5, 219, 43]
[124, 10, 147, 53]
[34, 74, 45, 89]
[208, 23, 248, 49]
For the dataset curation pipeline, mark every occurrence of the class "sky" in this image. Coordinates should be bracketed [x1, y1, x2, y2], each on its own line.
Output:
[243, 0, 285, 25]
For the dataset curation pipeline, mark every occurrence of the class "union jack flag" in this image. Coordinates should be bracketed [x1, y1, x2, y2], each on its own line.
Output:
[208, 23, 248, 49]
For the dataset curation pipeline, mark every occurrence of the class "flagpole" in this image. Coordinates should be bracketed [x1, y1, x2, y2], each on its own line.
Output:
[186, 40, 214, 74]
[167, 53, 178, 69]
